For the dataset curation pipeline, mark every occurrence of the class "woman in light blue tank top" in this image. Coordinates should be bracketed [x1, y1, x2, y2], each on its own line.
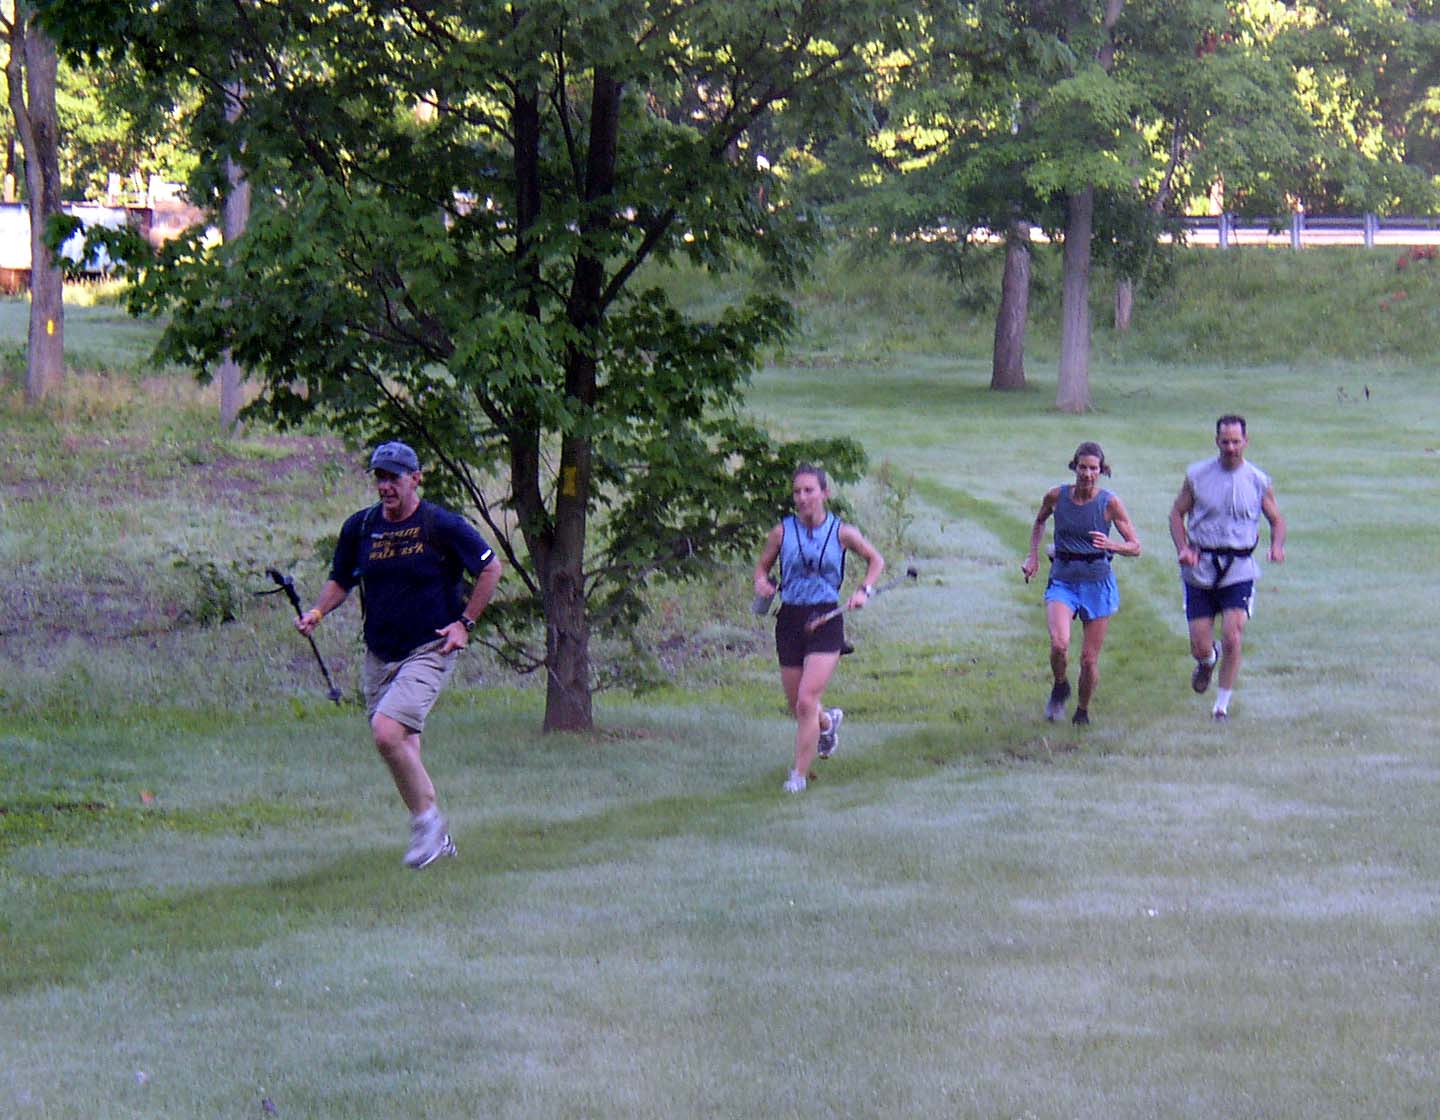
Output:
[753, 464, 885, 794]
[1020, 442, 1141, 726]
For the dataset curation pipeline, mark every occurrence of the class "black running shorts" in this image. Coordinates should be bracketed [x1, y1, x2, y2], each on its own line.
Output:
[775, 602, 845, 667]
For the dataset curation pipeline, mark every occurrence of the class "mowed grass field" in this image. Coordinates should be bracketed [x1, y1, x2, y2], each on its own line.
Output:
[3, 252, 1440, 1119]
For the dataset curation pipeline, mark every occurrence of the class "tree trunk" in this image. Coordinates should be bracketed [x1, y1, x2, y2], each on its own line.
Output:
[991, 220, 1030, 390]
[541, 71, 623, 732]
[1056, 186, 1094, 413]
[6, 6, 63, 405]
[544, 423, 594, 733]
[217, 77, 251, 432]
[1054, 0, 1122, 413]
[503, 62, 580, 727]
[1114, 276, 1133, 332]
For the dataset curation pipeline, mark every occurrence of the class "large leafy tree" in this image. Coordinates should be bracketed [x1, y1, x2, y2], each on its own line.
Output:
[842, 9, 1068, 392]
[845, 0, 1439, 410]
[845, 0, 1151, 406]
[41, 0, 887, 731]
[1254, 0, 1440, 215]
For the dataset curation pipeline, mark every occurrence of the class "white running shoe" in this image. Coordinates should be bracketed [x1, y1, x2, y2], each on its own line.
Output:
[782, 772, 808, 794]
[403, 810, 456, 869]
[817, 708, 844, 759]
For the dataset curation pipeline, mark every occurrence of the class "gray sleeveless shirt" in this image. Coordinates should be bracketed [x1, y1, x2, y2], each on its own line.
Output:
[1182, 457, 1271, 589]
[1051, 485, 1113, 583]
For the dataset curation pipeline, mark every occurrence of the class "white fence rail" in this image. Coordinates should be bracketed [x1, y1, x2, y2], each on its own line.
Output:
[1181, 214, 1440, 249]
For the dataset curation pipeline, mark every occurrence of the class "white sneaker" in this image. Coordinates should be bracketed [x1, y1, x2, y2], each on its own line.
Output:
[782, 772, 807, 794]
[817, 708, 843, 758]
[403, 809, 456, 869]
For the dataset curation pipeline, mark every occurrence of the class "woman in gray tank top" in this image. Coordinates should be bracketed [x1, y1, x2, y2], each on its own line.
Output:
[1021, 442, 1142, 725]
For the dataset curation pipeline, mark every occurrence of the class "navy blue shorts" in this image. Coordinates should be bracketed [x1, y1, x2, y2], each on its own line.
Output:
[1184, 580, 1254, 621]
[775, 603, 845, 667]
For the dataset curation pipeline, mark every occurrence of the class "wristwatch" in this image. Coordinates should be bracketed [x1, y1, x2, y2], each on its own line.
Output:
[862, 584, 875, 597]
[458, 616, 476, 632]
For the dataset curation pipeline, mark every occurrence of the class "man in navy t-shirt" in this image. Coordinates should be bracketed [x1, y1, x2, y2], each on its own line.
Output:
[296, 441, 502, 868]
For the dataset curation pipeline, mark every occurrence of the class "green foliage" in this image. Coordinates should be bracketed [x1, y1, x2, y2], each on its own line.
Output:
[833, 0, 1440, 352]
[1271, 0, 1440, 213]
[868, 459, 918, 559]
[171, 553, 254, 627]
[53, 57, 197, 200]
[40, 0, 906, 725]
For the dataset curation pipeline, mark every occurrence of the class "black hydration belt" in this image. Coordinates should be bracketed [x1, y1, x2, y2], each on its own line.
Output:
[1196, 541, 1257, 589]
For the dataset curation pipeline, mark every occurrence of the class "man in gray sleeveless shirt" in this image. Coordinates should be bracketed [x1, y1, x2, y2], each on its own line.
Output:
[1168, 415, 1287, 720]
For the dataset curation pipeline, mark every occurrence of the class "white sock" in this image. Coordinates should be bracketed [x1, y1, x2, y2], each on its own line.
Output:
[413, 806, 440, 824]
[1200, 648, 1218, 666]
[1214, 687, 1232, 713]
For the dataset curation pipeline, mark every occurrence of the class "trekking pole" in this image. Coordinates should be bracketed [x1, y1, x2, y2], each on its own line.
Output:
[259, 568, 343, 703]
[803, 566, 920, 632]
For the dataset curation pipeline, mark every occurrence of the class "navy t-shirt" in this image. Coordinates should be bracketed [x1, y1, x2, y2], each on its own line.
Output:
[330, 501, 496, 662]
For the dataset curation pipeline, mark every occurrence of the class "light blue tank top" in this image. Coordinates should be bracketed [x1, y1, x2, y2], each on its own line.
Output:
[779, 513, 845, 607]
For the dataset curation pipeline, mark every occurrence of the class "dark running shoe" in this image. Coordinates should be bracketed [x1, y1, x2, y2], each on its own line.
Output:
[1191, 642, 1220, 694]
[1072, 708, 1090, 726]
[1211, 709, 1229, 723]
[1044, 680, 1071, 722]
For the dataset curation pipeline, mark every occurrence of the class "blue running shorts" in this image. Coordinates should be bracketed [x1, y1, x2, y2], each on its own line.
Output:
[1045, 572, 1119, 622]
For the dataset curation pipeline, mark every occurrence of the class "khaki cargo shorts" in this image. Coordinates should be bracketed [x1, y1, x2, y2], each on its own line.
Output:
[362, 639, 458, 733]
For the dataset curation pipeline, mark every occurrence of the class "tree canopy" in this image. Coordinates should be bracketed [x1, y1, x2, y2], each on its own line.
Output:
[825, 0, 1440, 409]
[40, 0, 894, 729]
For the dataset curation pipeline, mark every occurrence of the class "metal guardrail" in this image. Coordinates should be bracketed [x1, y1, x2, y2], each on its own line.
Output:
[1181, 214, 1440, 248]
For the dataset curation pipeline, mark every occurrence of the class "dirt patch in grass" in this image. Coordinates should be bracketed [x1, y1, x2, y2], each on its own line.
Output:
[4, 433, 357, 655]
[0, 579, 180, 644]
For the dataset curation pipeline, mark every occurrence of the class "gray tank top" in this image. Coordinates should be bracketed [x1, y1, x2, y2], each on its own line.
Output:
[1182, 457, 1271, 588]
[1051, 485, 1113, 583]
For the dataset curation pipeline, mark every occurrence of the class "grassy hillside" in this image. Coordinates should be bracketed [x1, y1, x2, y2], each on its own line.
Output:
[658, 240, 1440, 369]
